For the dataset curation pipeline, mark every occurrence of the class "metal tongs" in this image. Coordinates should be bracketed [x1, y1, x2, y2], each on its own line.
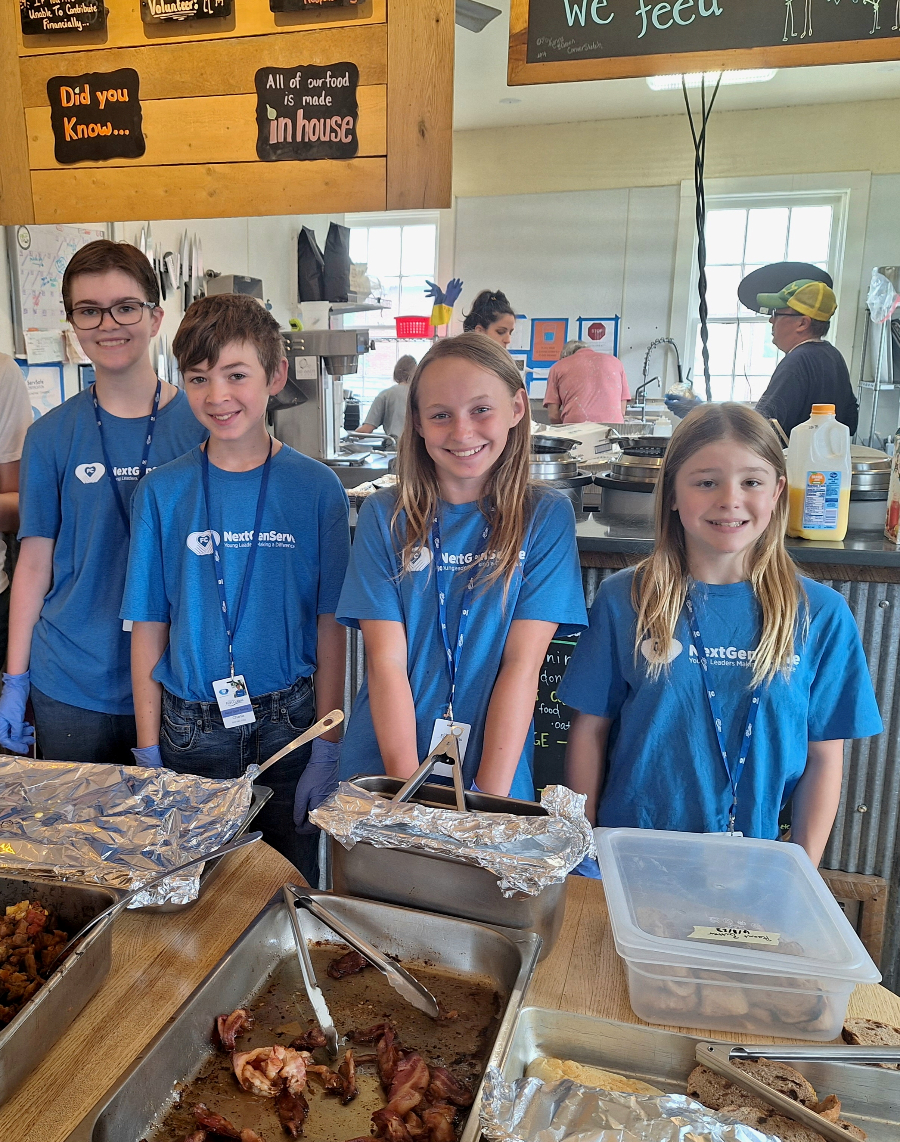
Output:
[281, 884, 441, 1058]
[392, 729, 468, 812]
[697, 1041, 900, 1142]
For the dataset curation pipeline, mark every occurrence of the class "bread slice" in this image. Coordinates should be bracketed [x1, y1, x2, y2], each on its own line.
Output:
[721, 1105, 867, 1142]
[524, 1055, 662, 1095]
[687, 1059, 817, 1115]
[842, 1018, 900, 1069]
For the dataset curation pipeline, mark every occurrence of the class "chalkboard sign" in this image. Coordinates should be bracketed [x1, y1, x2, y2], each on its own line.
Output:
[270, 0, 359, 10]
[141, 0, 232, 23]
[532, 636, 580, 791]
[255, 63, 359, 162]
[20, 0, 106, 35]
[511, 0, 900, 83]
[47, 70, 145, 165]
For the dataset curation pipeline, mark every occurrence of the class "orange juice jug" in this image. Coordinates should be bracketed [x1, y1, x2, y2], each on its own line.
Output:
[786, 404, 851, 541]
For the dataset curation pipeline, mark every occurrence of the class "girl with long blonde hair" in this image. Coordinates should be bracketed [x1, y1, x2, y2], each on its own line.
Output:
[560, 403, 880, 865]
[335, 333, 586, 798]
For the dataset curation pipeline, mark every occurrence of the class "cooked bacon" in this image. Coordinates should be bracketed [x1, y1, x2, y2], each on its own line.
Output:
[193, 1103, 241, 1138]
[372, 1107, 414, 1142]
[338, 1048, 359, 1104]
[350, 1022, 392, 1043]
[276, 1087, 309, 1138]
[217, 1007, 254, 1051]
[240, 1132, 265, 1142]
[421, 1104, 456, 1142]
[181, 1132, 208, 1142]
[327, 949, 369, 979]
[232, 1046, 308, 1098]
[289, 1026, 328, 1051]
[387, 1053, 430, 1117]
[404, 1112, 426, 1138]
[306, 1064, 345, 1095]
[426, 1068, 473, 1108]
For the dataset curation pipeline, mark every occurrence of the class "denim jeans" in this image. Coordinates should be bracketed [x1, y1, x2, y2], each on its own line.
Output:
[160, 675, 318, 884]
[31, 685, 137, 766]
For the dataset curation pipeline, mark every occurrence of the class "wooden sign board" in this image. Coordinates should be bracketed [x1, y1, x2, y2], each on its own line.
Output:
[255, 62, 359, 160]
[510, 0, 900, 84]
[47, 69, 145, 164]
[141, 0, 233, 24]
[20, 0, 106, 36]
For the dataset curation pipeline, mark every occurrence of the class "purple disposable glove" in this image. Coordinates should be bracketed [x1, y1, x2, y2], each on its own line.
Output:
[294, 737, 341, 834]
[0, 672, 35, 755]
[131, 744, 163, 768]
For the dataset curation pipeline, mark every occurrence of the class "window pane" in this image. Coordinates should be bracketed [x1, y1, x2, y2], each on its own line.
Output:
[705, 265, 743, 318]
[738, 265, 766, 314]
[709, 377, 735, 402]
[366, 227, 402, 277]
[745, 208, 789, 264]
[706, 209, 747, 265]
[737, 320, 781, 378]
[398, 275, 431, 316]
[787, 206, 832, 263]
[695, 321, 738, 379]
[400, 225, 436, 276]
[379, 276, 401, 317]
[349, 227, 368, 265]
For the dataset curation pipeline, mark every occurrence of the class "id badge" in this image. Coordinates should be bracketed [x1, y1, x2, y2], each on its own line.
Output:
[212, 675, 256, 728]
[122, 620, 133, 632]
[428, 718, 470, 778]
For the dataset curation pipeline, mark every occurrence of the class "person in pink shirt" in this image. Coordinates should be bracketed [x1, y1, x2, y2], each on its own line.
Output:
[544, 341, 631, 425]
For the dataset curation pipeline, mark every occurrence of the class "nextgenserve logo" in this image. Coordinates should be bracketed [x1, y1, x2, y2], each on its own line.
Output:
[75, 462, 105, 484]
[186, 530, 219, 556]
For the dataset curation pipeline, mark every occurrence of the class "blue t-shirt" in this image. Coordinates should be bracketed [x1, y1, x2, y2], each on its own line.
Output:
[558, 568, 883, 839]
[336, 488, 588, 799]
[121, 444, 350, 702]
[18, 388, 207, 715]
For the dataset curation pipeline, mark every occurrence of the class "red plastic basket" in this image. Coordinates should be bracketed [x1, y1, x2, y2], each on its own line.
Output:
[395, 315, 431, 339]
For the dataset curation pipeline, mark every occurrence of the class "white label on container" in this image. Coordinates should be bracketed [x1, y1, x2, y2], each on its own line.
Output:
[802, 470, 842, 529]
[688, 926, 781, 946]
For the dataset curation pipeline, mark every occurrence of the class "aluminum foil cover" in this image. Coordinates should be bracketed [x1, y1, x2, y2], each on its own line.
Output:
[310, 783, 595, 897]
[480, 1069, 780, 1142]
[0, 757, 253, 906]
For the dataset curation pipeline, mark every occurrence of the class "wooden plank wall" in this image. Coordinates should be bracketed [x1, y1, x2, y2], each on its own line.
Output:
[1, 0, 454, 224]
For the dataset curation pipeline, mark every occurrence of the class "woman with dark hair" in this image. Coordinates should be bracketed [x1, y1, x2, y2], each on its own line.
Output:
[462, 290, 516, 349]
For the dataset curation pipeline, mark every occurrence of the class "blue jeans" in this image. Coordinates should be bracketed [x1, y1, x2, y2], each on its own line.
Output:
[160, 676, 318, 884]
[31, 685, 137, 766]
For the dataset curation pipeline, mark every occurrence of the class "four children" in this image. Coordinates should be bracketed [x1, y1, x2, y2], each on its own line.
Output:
[0, 240, 885, 871]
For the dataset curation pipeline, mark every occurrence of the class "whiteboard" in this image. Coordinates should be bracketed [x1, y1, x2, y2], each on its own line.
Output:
[6, 224, 108, 355]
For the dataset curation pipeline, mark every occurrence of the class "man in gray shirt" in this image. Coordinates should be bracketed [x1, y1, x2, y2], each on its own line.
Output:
[358, 354, 416, 440]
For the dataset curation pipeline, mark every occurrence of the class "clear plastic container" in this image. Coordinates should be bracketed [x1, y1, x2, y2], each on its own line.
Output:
[596, 828, 881, 1040]
[787, 403, 851, 541]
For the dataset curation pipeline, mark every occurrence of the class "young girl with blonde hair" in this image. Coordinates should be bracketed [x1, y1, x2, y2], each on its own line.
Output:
[561, 403, 880, 864]
[337, 333, 587, 799]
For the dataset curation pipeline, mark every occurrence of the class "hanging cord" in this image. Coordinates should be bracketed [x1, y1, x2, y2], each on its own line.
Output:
[682, 73, 723, 403]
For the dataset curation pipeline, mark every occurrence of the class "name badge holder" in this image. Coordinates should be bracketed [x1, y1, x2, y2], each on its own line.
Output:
[428, 513, 491, 780]
[684, 592, 762, 835]
[201, 438, 272, 729]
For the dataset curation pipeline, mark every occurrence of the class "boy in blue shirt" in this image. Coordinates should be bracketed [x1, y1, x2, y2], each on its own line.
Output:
[0, 240, 206, 764]
[121, 294, 349, 878]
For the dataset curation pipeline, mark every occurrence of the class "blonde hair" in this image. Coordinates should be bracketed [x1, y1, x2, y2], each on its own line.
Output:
[632, 403, 805, 687]
[392, 333, 532, 594]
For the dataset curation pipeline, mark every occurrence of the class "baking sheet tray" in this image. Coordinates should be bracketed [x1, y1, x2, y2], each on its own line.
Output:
[502, 1006, 900, 1141]
[66, 889, 541, 1142]
[0, 874, 118, 1106]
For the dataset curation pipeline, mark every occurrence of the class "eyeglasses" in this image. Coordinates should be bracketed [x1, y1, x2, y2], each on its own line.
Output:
[771, 310, 804, 320]
[68, 300, 156, 330]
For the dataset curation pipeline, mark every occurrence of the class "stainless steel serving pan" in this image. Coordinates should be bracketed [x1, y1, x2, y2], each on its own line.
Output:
[0, 875, 118, 1106]
[329, 777, 568, 960]
[66, 889, 541, 1142]
[502, 1007, 900, 1141]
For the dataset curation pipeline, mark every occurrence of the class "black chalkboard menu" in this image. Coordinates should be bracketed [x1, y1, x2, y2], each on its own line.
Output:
[141, 0, 232, 22]
[47, 69, 145, 165]
[532, 636, 580, 791]
[255, 63, 359, 162]
[270, 0, 359, 11]
[515, 0, 900, 80]
[20, 0, 107, 35]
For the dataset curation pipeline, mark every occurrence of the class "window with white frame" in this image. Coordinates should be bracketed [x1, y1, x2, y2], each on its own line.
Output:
[693, 198, 837, 403]
[343, 216, 438, 411]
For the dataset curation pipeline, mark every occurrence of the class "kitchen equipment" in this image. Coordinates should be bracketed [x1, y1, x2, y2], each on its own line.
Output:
[592, 475, 657, 520]
[529, 454, 579, 480]
[51, 832, 263, 968]
[597, 828, 880, 1039]
[530, 431, 582, 455]
[500, 1007, 897, 1141]
[330, 777, 568, 959]
[0, 876, 118, 1106]
[281, 884, 340, 1056]
[395, 730, 469, 810]
[609, 452, 665, 483]
[284, 883, 441, 1021]
[255, 710, 343, 778]
[65, 891, 541, 1142]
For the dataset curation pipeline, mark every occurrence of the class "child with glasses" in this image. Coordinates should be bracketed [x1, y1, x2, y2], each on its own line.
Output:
[0, 240, 206, 765]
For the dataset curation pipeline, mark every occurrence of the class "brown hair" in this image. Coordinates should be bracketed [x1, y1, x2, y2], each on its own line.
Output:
[463, 290, 515, 333]
[63, 239, 159, 311]
[172, 294, 285, 380]
[393, 333, 532, 595]
[393, 354, 417, 384]
[632, 402, 805, 687]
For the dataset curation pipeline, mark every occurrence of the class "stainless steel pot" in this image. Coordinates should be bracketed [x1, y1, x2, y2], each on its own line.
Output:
[529, 454, 579, 480]
[609, 452, 665, 483]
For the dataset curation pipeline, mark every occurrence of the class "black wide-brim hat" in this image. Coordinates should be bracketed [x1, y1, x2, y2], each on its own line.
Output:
[738, 262, 834, 314]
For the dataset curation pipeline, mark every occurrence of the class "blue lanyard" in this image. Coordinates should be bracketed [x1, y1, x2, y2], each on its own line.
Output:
[430, 512, 491, 723]
[201, 438, 273, 682]
[91, 378, 161, 532]
[684, 590, 762, 835]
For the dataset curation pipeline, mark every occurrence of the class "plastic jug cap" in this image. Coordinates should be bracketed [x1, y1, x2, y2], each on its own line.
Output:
[811, 404, 835, 415]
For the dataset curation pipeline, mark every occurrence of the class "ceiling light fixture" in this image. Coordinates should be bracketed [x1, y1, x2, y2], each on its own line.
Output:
[456, 0, 502, 33]
[646, 69, 777, 91]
